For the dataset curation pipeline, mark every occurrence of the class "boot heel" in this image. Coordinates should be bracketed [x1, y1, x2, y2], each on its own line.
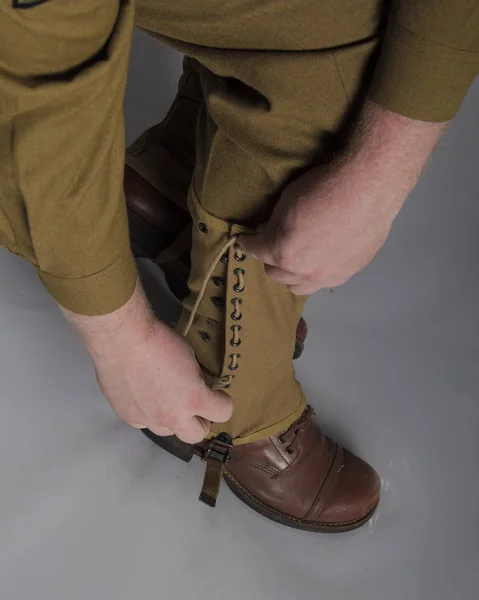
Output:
[141, 429, 194, 463]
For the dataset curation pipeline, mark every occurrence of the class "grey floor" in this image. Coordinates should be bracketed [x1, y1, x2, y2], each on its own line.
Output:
[1, 31, 478, 600]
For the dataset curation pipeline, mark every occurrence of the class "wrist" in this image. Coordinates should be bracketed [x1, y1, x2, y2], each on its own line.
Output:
[345, 100, 448, 188]
[60, 278, 157, 361]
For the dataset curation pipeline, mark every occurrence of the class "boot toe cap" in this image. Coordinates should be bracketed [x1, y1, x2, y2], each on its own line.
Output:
[311, 448, 381, 527]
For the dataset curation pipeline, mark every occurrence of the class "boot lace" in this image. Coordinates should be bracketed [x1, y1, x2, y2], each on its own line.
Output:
[277, 406, 313, 454]
[182, 234, 245, 389]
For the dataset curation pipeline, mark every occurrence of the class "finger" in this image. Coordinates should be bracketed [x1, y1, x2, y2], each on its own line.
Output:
[289, 282, 320, 296]
[264, 264, 304, 285]
[147, 424, 175, 437]
[289, 275, 350, 295]
[195, 389, 234, 423]
[320, 277, 351, 289]
[174, 416, 210, 444]
[315, 274, 351, 290]
[238, 232, 277, 266]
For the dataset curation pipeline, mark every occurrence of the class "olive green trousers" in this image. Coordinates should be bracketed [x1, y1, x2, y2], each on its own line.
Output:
[126, 1, 381, 444]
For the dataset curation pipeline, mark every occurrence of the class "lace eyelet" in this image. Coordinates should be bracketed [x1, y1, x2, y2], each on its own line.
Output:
[233, 268, 245, 293]
[198, 222, 208, 233]
[285, 448, 294, 455]
[231, 297, 243, 321]
[230, 324, 242, 347]
[278, 437, 285, 444]
[228, 353, 241, 372]
[199, 331, 210, 342]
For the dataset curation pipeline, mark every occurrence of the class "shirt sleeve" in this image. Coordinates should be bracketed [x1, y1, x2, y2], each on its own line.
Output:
[0, 0, 137, 316]
[368, 0, 479, 122]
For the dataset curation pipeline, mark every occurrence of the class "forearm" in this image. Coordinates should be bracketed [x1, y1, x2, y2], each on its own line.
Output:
[340, 100, 448, 208]
[60, 278, 156, 361]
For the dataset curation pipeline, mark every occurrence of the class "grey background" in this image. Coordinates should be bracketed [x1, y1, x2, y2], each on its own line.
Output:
[1, 30, 478, 600]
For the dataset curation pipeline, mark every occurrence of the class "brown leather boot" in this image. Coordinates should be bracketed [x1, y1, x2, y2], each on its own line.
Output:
[143, 405, 380, 533]
[221, 406, 380, 532]
[124, 164, 308, 356]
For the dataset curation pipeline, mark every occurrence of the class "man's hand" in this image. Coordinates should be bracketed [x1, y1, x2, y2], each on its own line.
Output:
[61, 280, 233, 444]
[241, 101, 448, 295]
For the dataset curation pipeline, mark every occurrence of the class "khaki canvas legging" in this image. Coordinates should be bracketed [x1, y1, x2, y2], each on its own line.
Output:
[127, 1, 382, 443]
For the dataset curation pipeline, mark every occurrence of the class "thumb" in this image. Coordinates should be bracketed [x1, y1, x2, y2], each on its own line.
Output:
[195, 388, 234, 423]
[239, 229, 277, 266]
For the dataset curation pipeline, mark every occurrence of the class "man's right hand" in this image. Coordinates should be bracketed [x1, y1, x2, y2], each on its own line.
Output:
[60, 279, 233, 444]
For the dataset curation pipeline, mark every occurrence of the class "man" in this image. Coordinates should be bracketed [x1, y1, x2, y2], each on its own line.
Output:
[0, 0, 477, 532]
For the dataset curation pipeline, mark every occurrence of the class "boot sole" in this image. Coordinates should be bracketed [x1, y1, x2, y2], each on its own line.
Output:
[224, 471, 379, 533]
[141, 429, 194, 463]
